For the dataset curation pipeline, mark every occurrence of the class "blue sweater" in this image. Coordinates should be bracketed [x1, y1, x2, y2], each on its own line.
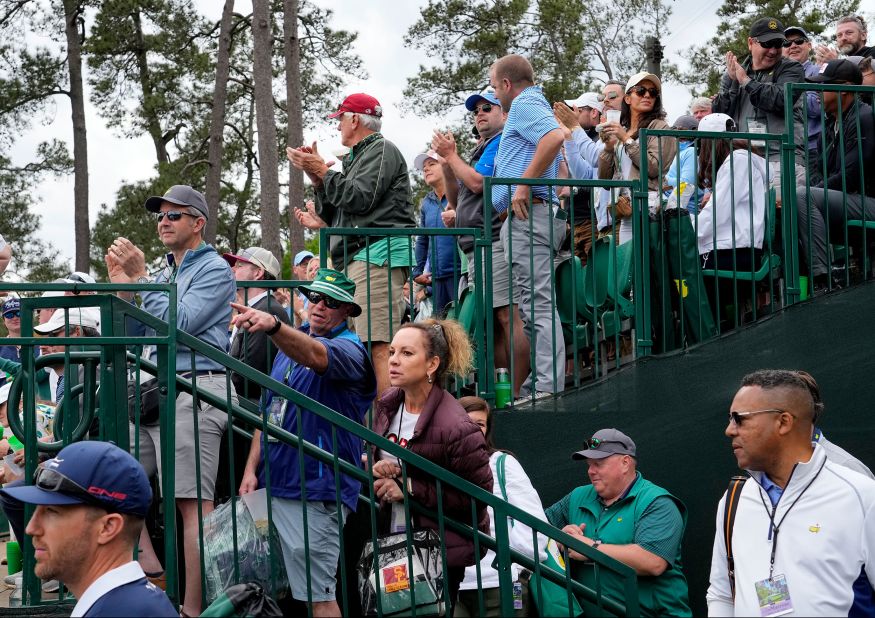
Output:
[414, 191, 461, 279]
[129, 242, 236, 372]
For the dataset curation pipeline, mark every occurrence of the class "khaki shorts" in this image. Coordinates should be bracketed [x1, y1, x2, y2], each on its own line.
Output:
[346, 261, 408, 343]
[131, 373, 233, 501]
[465, 242, 517, 309]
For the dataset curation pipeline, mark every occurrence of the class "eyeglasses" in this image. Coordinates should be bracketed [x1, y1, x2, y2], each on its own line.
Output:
[783, 38, 808, 47]
[34, 466, 113, 512]
[629, 86, 659, 98]
[3, 311, 20, 319]
[597, 91, 620, 102]
[472, 103, 494, 115]
[756, 38, 785, 50]
[727, 408, 785, 426]
[155, 210, 199, 222]
[582, 438, 624, 449]
[306, 291, 343, 309]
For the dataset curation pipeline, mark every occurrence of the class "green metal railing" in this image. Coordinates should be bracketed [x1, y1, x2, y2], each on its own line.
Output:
[0, 281, 640, 616]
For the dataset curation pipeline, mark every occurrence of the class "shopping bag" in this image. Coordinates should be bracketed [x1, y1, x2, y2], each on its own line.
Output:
[202, 492, 289, 605]
[357, 529, 445, 617]
[528, 540, 583, 618]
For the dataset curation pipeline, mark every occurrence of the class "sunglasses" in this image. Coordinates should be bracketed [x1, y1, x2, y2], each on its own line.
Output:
[782, 38, 808, 47]
[629, 86, 659, 98]
[34, 466, 114, 511]
[756, 38, 785, 50]
[306, 291, 343, 309]
[597, 91, 620, 102]
[3, 311, 20, 319]
[155, 210, 199, 222]
[727, 408, 784, 426]
[472, 103, 494, 115]
[582, 438, 624, 449]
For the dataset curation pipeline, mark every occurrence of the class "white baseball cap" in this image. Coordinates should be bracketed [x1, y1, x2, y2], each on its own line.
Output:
[414, 150, 441, 171]
[34, 306, 101, 334]
[698, 113, 736, 133]
[564, 92, 604, 113]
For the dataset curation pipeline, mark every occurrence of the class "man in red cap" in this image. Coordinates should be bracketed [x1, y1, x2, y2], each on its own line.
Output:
[287, 93, 416, 397]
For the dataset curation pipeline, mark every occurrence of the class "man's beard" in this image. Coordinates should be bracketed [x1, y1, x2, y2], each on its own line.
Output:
[838, 42, 858, 55]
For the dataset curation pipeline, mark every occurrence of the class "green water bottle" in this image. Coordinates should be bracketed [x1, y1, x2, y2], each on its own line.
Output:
[495, 368, 511, 409]
[7, 435, 22, 451]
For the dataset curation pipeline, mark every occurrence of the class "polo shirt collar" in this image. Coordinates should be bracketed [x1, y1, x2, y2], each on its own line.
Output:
[71, 561, 146, 617]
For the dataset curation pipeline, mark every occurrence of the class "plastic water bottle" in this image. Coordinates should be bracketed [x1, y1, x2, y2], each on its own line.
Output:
[495, 369, 511, 409]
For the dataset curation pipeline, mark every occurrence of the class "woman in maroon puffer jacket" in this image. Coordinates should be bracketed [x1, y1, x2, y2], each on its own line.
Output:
[370, 318, 493, 608]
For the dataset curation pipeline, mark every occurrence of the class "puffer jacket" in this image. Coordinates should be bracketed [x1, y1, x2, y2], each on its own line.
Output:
[372, 385, 493, 567]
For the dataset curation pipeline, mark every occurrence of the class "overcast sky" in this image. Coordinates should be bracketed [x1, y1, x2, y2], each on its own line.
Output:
[12, 0, 730, 269]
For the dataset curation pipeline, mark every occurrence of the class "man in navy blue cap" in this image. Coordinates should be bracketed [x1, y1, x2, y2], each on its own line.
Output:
[2, 441, 176, 616]
[431, 89, 532, 398]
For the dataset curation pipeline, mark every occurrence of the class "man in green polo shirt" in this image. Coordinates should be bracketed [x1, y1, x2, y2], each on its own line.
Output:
[545, 428, 691, 616]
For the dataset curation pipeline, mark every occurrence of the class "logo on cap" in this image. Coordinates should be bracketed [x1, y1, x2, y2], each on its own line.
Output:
[768, 20, 777, 29]
[326, 275, 336, 282]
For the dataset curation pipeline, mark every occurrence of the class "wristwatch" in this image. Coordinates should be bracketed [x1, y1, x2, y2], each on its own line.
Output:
[624, 137, 635, 146]
[136, 275, 152, 285]
[591, 539, 602, 550]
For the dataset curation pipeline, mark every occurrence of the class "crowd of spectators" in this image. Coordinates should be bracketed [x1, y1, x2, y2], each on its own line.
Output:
[0, 12, 872, 617]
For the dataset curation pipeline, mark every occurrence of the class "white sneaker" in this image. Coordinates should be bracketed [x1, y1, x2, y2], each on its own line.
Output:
[4, 573, 21, 587]
[42, 579, 60, 593]
[514, 391, 553, 404]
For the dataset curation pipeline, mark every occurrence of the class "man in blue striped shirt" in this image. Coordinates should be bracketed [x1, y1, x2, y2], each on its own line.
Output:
[489, 54, 566, 399]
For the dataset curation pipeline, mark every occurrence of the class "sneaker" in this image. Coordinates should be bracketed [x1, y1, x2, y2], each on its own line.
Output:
[514, 391, 552, 404]
[41, 579, 60, 593]
[4, 573, 21, 587]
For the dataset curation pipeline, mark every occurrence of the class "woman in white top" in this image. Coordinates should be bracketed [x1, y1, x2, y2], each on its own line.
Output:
[695, 113, 769, 272]
[454, 396, 547, 617]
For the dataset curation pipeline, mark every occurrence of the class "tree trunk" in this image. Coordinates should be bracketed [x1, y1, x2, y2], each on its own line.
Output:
[63, 0, 90, 271]
[131, 8, 169, 165]
[283, 0, 305, 260]
[252, 0, 282, 262]
[204, 0, 235, 244]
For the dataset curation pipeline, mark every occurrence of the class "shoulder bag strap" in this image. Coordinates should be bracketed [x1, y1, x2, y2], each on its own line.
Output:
[724, 475, 748, 600]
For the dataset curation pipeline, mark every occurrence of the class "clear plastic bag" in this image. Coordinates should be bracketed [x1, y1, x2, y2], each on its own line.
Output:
[202, 495, 289, 605]
[357, 528, 445, 617]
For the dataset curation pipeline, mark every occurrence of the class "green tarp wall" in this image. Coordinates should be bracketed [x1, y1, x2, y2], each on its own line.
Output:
[496, 280, 875, 615]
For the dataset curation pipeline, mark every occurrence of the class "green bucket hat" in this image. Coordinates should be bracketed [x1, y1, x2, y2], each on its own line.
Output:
[299, 268, 362, 317]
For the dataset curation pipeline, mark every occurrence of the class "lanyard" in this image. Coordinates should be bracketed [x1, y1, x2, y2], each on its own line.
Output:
[758, 458, 825, 579]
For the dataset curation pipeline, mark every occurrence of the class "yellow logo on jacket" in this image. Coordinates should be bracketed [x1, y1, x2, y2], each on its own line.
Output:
[809, 524, 821, 533]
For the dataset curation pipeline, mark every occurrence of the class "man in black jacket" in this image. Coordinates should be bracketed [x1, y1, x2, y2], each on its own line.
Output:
[224, 246, 291, 402]
[713, 16, 806, 188]
[795, 60, 875, 292]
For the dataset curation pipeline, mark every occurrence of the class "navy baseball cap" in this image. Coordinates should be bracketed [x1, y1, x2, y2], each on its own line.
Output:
[2, 297, 20, 317]
[144, 185, 209, 220]
[2, 441, 152, 517]
[465, 90, 501, 111]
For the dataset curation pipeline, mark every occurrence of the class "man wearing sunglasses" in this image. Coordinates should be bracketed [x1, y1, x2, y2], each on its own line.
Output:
[0, 297, 23, 363]
[1, 441, 176, 616]
[233, 267, 376, 617]
[708, 369, 875, 616]
[545, 428, 691, 616]
[714, 16, 807, 189]
[105, 183, 237, 615]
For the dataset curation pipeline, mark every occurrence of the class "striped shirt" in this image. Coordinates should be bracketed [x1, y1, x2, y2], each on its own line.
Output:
[491, 86, 561, 213]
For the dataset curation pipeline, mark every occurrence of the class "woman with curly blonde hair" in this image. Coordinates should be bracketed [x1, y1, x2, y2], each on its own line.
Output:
[370, 318, 493, 609]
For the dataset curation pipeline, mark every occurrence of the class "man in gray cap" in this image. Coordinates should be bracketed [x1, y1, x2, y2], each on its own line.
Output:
[105, 184, 237, 615]
[545, 428, 691, 616]
[223, 247, 291, 402]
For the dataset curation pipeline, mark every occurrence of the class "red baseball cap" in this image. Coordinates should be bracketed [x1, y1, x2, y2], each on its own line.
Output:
[327, 93, 383, 119]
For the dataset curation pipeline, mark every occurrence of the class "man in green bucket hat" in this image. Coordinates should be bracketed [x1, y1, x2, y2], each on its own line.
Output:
[231, 267, 376, 617]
